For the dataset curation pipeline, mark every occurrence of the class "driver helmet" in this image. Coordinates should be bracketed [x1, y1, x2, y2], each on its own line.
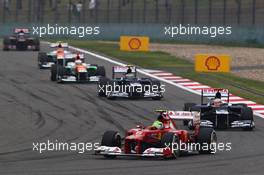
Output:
[124, 67, 134, 78]
[76, 53, 81, 60]
[126, 67, 132, 74]
[215, 91, 222, 99]
[212, 98, 222, 107]
[152, 121, 164, 129]
[75, 59, 82, 65]
[157, 112, 170, 122]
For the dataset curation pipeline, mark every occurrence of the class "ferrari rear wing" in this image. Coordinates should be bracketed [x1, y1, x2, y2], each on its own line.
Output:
[201, 88, 229, 104]
[155, 110, 200, 126]
[167, 111, 200, 125]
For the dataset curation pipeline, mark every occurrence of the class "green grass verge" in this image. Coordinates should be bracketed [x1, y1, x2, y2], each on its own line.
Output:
[53, 39, 264, 104]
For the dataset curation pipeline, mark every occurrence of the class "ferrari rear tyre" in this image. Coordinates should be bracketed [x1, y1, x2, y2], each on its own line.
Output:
[197, 127, 217, 154]
[183, 103, 197, 125]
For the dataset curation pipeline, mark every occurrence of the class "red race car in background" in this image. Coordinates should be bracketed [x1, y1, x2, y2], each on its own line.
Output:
[95, 110, 217, 159]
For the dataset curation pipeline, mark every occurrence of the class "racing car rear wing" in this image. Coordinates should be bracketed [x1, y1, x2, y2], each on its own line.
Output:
[201, 88, 229, 104]
[64, 53, 84, 59]
[14, 28, 30, 34]
[50, 43, 69, 48]
[112, 66, 137, 79]
[168, 111, 200, 126]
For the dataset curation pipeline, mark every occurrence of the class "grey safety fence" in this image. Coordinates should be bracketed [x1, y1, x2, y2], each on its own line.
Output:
[0, 0, 263, 26]
[1, 23, 264, 45]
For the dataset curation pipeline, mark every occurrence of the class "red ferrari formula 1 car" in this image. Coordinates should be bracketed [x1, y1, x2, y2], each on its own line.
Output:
[95, 110, 217, 159]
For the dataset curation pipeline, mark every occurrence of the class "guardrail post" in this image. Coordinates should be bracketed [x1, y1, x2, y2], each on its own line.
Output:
[82, 0, 86, 23]
[118, 0, 121, 23]
[181, 0, 185, 24]
[68, 0, 72, 23]
[95, 0, 99, 23]
[208, 0, 212, 25]
[27, 0, 31, 23]
[143, 0, 146, 23]
[223, 0, 226, 25]
[107, 0, 110, 23]
[155, 0, 159, 23]
[236, 0, 241, 25]
[252, 0, 256, 25]
[130, 0, 134, 23]
[2, 0, 6, 23]
[194, 0, 198, 24]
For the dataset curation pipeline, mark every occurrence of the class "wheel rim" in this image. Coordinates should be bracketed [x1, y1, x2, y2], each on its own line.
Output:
[171, 135, 179, 158]
[210, 131, 217, 153]
[115, 134, 121, 147]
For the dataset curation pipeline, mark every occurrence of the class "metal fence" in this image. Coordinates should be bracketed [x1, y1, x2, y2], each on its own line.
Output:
[0, 0, 263, 26]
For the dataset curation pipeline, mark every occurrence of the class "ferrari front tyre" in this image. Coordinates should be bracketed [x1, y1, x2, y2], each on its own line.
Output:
[197, 127, 217, 154]
[101, 130, 121, 158]
[161, 132, 180, 159]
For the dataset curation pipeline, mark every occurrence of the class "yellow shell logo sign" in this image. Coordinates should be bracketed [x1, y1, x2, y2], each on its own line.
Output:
[128, 38, 142, 50]
[120, 36, 149, 51]
[195, 54, 230, 72]
[205, 56, 221, 71]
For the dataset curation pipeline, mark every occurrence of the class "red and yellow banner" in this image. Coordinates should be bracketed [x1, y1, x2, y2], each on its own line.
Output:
[195, 54, 231, 72]
[120, 36, 149, 51]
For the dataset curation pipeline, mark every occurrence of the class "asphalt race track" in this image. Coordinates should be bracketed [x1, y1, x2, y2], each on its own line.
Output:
[0, 43, 264, 175]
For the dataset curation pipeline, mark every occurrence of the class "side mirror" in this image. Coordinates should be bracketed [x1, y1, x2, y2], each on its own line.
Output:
[188, 121, 195, 130]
